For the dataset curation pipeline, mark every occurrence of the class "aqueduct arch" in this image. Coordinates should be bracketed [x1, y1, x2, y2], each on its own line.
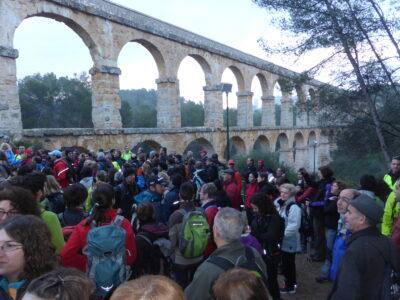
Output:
[0, 0, 333, 169]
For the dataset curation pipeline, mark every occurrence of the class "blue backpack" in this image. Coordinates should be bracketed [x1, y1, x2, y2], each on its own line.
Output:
[86, 215, 130, 297]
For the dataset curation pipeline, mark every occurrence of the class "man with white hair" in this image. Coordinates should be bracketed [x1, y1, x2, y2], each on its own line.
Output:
[185, 207, 267, 300]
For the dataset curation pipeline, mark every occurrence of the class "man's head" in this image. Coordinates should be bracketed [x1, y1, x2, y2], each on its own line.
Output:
[223, 169, 234, 182]
[18, 146, 25, 154]
[123, 167, 136, 186]
[344, 194, 383, 233]
[200, 183, 217, 204]
[179, 182, 195, 202]
[228, 160, 235, 169]
[337, 189, 360, 214]
[213, 208, 244, 247]
[246, 158, 254, 167]
[149, 176, 166, 195]
[391, 156, 400, 175]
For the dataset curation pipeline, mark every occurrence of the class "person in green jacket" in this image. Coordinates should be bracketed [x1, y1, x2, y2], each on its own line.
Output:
[383, 156, 400, 191]
[121, 145, 133, 162]
[11, 172, 65, 253]
[381, 180, 400, 236]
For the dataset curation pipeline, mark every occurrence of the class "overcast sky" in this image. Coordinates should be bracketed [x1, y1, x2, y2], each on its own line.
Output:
[14, 0, 329, 108]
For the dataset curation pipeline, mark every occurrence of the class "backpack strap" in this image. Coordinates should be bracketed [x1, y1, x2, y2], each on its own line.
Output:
[244, 246, 256, 262]
[113, 215, 124, 227]
[285, 202, 297, 217]
[136, 232, 153, 246]
[207, 255, 235, 271]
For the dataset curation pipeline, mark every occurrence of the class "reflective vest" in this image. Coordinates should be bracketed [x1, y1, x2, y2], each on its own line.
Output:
[383, 174, 397, 191]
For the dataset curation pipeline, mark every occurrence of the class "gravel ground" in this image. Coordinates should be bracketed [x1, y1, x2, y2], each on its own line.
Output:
[278, 253, 333, 300]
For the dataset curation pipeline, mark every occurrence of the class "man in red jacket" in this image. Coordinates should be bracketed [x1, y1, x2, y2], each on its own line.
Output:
[200, 182, 220, 257]
[223, 169, 242, 210]
[227, 159, 242, 193]
[49, 150, 69, 188]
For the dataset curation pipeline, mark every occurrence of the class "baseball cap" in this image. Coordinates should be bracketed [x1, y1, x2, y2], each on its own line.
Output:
[350, 194, 384, 225]
[224, 169, 235, 176]
[48, 150, 62, 158]
[149, 176, 167, 187]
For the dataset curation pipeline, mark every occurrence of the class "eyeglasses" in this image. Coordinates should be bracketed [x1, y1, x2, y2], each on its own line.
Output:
[0, 210, 19, 219]
[0, 241, 23, 252]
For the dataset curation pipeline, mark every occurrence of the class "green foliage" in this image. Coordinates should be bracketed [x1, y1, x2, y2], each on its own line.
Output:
[19, 73, 93, 128]
[181, 99, 205, 127]
[223, 108, 237, 126]
[119, 89, 157, 127]
[14, 139, 43, 150]
[253, 109, 262, 126]
[275, 104, 281, 126]
[232, 150, 297, 183]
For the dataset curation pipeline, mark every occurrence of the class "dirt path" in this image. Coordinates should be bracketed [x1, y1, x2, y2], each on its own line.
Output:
[278, 253, 332, 300]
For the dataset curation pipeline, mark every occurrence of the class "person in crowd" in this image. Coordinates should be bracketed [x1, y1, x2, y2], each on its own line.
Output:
[244, 171, 259, 224]
[244, 158, 257, 183]
[135, 176, 166, 224]
[114, 166, 139, 221]
[185, 208, 267, 300]
[0, 151, 10, 183]
[64, 148, 77, 184]
[257, 160, 265, 173]
[328, 194, 400, 299]
[213, 179, 231, 208]
[22, 268, 94, 300]
[0, 215, 58, 300]
[223, 169, 241, 210]
[0, 186, 41, 221]
[250, 192, 283, 300]
[163, 173, 183, 222]
[121, 145, 133, 162]
[257, 171, 270, 193]
[295, 168, 318, 204]
[0, 143, 18, 167]
[134, 202, 169, 276]
[275, 183, 301, 294]
[382, 179, 400, 236]
[227, 159, 242, 193]
[316, 180, 346, 283]
[49, 150, 69, 189]
[212, 268, 269, 300]
[359, 174, 384, 208]
[58, 183, 88, 227]
[110, 275, 184, 300]
[42, 175, 64, 214]
[200, 183, 220, 257]
[310, 166, 335, 262]
[78, 165, 94, 191]
[168, 182, 202, 289]
[10, 172, 65, 253]
[60, 183, 137, 272]
[383, 155, 400, 191]
[329, 189, 360, 281]
[275, 167, 289, 186]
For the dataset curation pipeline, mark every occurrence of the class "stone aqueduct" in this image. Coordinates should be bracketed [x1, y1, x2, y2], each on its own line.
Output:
[0, 0, 335, 170]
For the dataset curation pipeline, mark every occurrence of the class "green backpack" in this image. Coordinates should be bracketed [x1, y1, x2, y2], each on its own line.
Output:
[178, 209, 210, 258]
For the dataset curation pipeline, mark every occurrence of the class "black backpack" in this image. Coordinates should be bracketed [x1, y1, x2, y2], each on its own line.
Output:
[207, 247, 267, 286]
[285, 202, 313, 237]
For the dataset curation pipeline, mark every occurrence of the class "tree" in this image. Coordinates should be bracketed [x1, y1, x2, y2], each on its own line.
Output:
[253, 0, 400, 163]
[181, 99, 205, 127]
[19, 73, 93, 128]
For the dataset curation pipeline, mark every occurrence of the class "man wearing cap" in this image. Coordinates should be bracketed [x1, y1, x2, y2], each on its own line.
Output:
[49, 149, 70, 188]
[328, 194, 400, 300]
[227, 159, 242, 193]
[134, 175, 167, 223]
[223, 169, 241, 210]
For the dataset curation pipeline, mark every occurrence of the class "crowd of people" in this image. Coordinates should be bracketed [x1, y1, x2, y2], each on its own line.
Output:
[0, 136, 399, 300]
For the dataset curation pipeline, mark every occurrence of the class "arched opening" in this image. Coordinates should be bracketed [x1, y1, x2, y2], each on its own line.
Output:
[221, 66, 243, 126]
[118, 40, 163, 128]
[273, 81, 283, 126]
[184, 138, 215, 160]
[308, 88, 317, 126]
[251, 73, 267, 126]
[224, 136, 246, 159]
[275, 133, 289, 164]
[254, 135, 270, 152]
[14, 16, 94, 128]
[132, 140, 161, 154]
[178, 55, 208, 127]
[293, 132, 305, 163]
